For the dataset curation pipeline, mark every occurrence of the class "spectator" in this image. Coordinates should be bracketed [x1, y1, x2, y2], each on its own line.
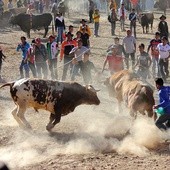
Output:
[34, 38, 48, 79]
[7, 0, 13, 9]
[88, 0, 95, 23]
[80, 27, 90, 48]
[147, 32, 161, 78]
[63, 25, 74, 41]
[118, 3, 127, 32]
[0, 46, 6, 82]
[122, 30, 136, 69]
[46, 35, 59, 79]
[70, 39, 89, 81]
[134, 43, 152, 80]
[17, 0, 23, 8]
[153, 78, 170, 130]
[0, 0, 4, 17]
[102, 45, 124, 74]
[158, 15, 169, 39]
[92, 9, 100, 37]
[25, 39, 37, 78]
[55, 12, 65, 44]
[79, 19, 92, 37]
[38, 0, 44, 14]
[108, 8, 118, 36]
[16, 36, 30, 78]
[109, 0, 117, 10]
[81, 52, 97, 84]
[157, 36, 170, 82]
[51, 0, 59, 22]
[74, 31, 82, 41]
[60, 32, 77, 81]
[129, 8, 137, 38]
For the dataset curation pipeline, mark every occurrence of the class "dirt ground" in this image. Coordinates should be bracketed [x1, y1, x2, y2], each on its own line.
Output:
[0, 9, 170, 170]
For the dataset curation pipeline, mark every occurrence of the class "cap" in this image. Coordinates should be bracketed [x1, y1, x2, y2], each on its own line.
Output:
[48, 35, 55, 39]
[35, 38, 41, 44]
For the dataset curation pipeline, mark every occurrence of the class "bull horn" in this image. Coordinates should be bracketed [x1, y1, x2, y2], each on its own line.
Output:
[85, 85, 100, 93]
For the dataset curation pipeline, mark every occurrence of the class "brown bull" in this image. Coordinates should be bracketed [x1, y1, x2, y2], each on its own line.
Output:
[105, 70, 156, 119]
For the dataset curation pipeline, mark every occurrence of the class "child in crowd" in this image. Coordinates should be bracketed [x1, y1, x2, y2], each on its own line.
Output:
[0, 46, 6, 82]
[93, 9, 100, 37]
[80, 52, 97, 84]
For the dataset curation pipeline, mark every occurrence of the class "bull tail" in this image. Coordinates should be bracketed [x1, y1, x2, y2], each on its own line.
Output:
[0, 82, 15, 89]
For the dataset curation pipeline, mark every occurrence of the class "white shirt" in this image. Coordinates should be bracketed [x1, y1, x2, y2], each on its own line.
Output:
[123, 36, 136, 54]
[157, 43, 170, 59]
[118, 7, 127, 18]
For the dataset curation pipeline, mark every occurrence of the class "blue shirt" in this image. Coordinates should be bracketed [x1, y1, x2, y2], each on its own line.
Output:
[16, 42, 30, 60]
[158, 86, 170, 114]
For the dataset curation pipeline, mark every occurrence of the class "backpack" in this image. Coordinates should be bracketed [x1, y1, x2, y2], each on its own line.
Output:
[108, 15, 111, 22]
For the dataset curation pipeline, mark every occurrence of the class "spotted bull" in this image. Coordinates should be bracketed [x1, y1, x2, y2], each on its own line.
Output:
[0, 79, 100, 131]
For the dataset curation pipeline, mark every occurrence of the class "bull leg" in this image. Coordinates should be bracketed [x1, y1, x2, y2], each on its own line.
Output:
[46, 113, 61, 131]
[11, 105, 25, 128]
[27, 30, 30, 38]
[17, 105, 32, 129]
[143, 26, 145, 34]
[44, 26, 48, 38]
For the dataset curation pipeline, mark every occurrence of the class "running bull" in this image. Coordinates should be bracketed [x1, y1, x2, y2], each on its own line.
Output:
[9, 13, 52, 38]
[0, 79, 100, 131]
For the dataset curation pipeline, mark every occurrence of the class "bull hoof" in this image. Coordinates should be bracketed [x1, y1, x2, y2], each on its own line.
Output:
[46, 124, 54, 131]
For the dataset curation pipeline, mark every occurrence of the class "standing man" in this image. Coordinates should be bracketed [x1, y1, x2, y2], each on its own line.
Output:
[147, 32, 161, 78]
[70, 39, 89, 81]
[122, 30, 136, 69]
[129, 8, 137, 38]
[0, 0, 4, 18]
[47, 35, 59, 80]
[34, 38, 48, 79]
[157, 36, 170, 82]
[158, 15, 169, 39]
[16, 36, 30, 79]
[134, 43, 152, 80]
[153, 78, 170, 130]
[88, 0, 95, 23]
[118, 3, 127, 32]
[60, 32, 77, 81]
[93, 8, 100, 37]
[108, 8, 118, 36]
[55, 12, 65, 44]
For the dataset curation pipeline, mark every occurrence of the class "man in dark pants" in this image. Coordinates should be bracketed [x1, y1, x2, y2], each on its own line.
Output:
[88, 0, 95, 23]
[153, 78, 170, 130]
[129, 9, 137, 38]
[158, 15, 169, 39]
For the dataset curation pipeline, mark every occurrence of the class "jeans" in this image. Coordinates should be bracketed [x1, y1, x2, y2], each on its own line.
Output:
[94, 22, 99, 36]
[151, 56, 159, 77]
[89, 10, 93, 23]
[125, 53, 135, 69]
[62, 56, 73, 81]
[35, 62, 48, 79]
[57, 26, 64, 43]
[120, 18, 125, 31]
[28, 61, 37, 78]
[111, 21, 116, 35]
[155, 113, 170, 130]
[48, 59, 58, 79]
[19, 59, 29, 78]
[158, 58, 169, 81]
[130, 21, 136, 38]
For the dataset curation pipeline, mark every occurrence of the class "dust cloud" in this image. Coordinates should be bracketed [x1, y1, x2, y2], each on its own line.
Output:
[0, 93, 169, 169]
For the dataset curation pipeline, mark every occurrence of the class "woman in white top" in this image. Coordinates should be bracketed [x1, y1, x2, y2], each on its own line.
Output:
[157, 36, 170, 82]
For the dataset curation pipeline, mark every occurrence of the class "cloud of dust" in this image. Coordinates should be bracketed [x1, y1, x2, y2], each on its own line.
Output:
[0, 102, 169, 169]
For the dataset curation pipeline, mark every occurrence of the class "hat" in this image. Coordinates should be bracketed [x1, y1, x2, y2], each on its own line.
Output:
[48, 35, 55, 39]
[66, 32, 73, 37]
[160, 15, 166, 20]
[80, 19, 87, 23]
[35, 38, 41, 44]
